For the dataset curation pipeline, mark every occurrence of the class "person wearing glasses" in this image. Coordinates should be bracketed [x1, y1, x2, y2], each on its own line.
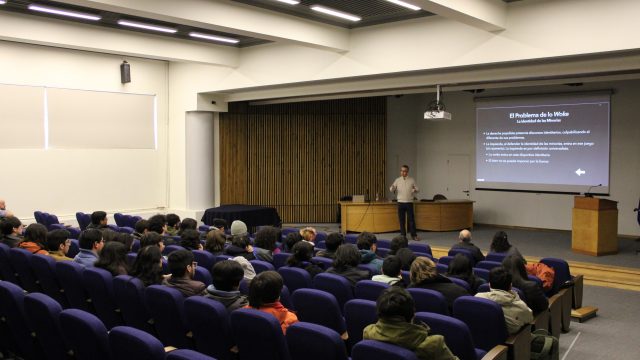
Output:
[162, 250, 206, 297]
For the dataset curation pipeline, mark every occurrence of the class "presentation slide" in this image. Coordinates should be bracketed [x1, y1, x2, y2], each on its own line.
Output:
[475, 92, 610, 194]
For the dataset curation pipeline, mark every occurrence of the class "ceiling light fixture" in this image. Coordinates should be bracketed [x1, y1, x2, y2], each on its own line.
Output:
[310, 5, 361, 22]
[274, 0, 300, 5]
[189, 32, 239, 44]
[385, 0, 421, 11]
[28, 4, 102, 21]
[117, 19, 177, 33]
[0, 1, 7, 5]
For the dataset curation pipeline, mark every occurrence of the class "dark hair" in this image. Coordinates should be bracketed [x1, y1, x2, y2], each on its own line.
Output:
[90, 211, 107, 225]
[325, 233, 344, 252]
[248, 271, 283, 308]
[101, 229, 119, 243]
[389, 235, 408, 255]
[212, 218, 227, 230]
[356, 232, 377, 251]
[501, 255, 528, 284]
[1, 216, 21, 236]
[254, 226, 279, 251]
[447, 253, 473, 279]
[147, 214, 167, 234]
[287, 241, 314, 267]
[167, 250, 194, 278]
[140, 232, 164, 248]
[46, 229, 70, 251]
[382, 255, 402, 277]
[180, 229, 201, 251]
[395, 248, 416, 271]
[401, 165, 410, 171]
[212, 260, 244, 291]
[166, 213, 181, 228]
[94, 241, 129, 276]
[489, 266, 512, 291]
[490, 231, 511, 253]
[78, 229, 103, 250]
[231, 234, 251, 249]
[332, 244, 361, 270]
[134, 219, 149, 234]
[205, 230, 226, 254]
[179, 218, 197, 233]
[284, 232, 302, 252]
[130, 245, 163, 287]
[113, 233, 134, 251]
[376, 287, 414, 322]
[24, 223, 48, 247]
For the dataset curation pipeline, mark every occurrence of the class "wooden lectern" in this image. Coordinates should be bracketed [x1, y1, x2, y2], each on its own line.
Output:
[572, 196, 618, 256]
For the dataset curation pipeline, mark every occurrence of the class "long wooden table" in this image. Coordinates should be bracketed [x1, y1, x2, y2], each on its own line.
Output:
[340, 200, 473, 233]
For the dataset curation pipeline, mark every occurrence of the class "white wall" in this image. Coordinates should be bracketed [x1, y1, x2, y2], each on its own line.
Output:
[185, 111, 216, 211]
[387, 79, 640, 236]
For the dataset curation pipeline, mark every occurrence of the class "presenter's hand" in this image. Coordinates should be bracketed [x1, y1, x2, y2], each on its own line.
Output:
[390, 185, 396, 193]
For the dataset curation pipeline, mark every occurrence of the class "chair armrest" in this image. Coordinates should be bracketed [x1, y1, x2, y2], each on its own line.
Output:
[482, 345, 508, 360]
[572, 274, 584, 309]
[505, 325, 531, 360]
[532, 308, 550, 333]
[547, 293, 562, 338]
[556, 288, 572, 332]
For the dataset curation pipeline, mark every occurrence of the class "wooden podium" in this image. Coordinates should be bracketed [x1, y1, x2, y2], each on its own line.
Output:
[572, 196, 618, 256]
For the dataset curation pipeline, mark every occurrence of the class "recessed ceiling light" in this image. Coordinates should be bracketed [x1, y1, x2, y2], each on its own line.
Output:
[385, 0, 421, 11]
[0, 1, 7, 5]
[117, 19, 177, 33]
[274, 0, 300, 5]
[310, 5, 361, 22]
[28, 4, 102, 21]
[189, 32, 239, 44]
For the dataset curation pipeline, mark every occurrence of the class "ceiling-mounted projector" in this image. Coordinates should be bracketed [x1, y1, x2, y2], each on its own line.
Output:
[424, 85, 452, 121]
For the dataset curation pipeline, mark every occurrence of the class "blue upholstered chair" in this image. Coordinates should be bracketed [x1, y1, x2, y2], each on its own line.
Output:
[108, 326, 165, 360]
[250, 259, 275, 274]
[352, 340, 419, 360]
[344, 299, 378, 349]
[0, 242, 19, 284]
[272, 252, 291, 269]
[76, 212, 91, 231]
[287, 322, 349, 360]
[113, 275, 157, 336]
[230, 308, 291, 360]
[145, 285, 194, 349]
[166, 349, 218, 360]
[59, 309, 111, 360]
[82, 266, 124, 329]
[9, 247, 41, 292]
[193, 250, 216, 272]
[185, 296, 234, 360]
[311, 256, 333, 270]
[279, 266, 312, 293]
[354, 280, 389, 301]
[24, 292, 73, 360]
[415, 311, 488, 360]
[30, 253, 69, 307]
[0, 281, 45, 359]
[291, 288, 346, 338]
[313, 272, 353, 314]
[55, 260, 94, 313]
[475, 260, 502, 271]
[409, 242, 432, 256]
[407, 288, 449, 315]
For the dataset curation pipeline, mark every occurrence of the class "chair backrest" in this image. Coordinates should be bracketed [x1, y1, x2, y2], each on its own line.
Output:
[357, 263, 378, 276]
[114, 213, 126, 227]
[9, 247, 41, 292]
[250, 259, 275, 274]
[313, 272, 354, 314]
[112, 275, 156, 335]
[279, 266, 313, 293]
[475, 260, 502, 271]
[311, 256, 333, 270]
[448, 248, 475, 264]
[376, 247, 390, 258]
[345, 233, 358, 244]
[453, 296, 508, 352]
[436, 262, 448, 274]
[30, 253, 69, 307]
[376, 239, 391, 249]
[415, 311, 484, 360]
[344, 299, 378, 349]
[408, 242, 432, 256]
[166, 349, 218, 360]
[473, 267, 490, 282]
[68, 239, 81, 258]
[539, 257, 571, 294]
[184, 296, 233, 360]
[59, 308, 111, 360]
[0, 242, 19, 283]
[215, 254, 233, 263]
[0, 281, 44, 359]
[24, 292, 72, 360]
[407, 288, 449, 315]
[230, 308, 291, 360]
[354, 280, 389, 301]
[145, 285, 193, 349]
[273, 252, 291, 269]
[109, 326, 166, 360]
[352, 340, 419, 360]
[291, 288, 346, 336]
[82, 266, 123, 329]
[194, 265, 213, 286]
[287, 322, 349, 360]
[76, 212, 91, 231]
[55, 260, 94, 312]
[163, 244, 187, 256]
[437, 255, 454, 266]
[485, 252, 508, 263]
[192, 250, 216, 273]
[448, 276, 471, 292]
[34, 210, 46, 225]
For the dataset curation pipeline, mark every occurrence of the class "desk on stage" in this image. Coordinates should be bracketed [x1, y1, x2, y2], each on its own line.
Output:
[201, 204, 282, 230]
[340, 200, 473, 233]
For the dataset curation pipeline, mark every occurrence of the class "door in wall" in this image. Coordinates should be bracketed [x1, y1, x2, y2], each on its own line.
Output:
[446, 155, 470, 199]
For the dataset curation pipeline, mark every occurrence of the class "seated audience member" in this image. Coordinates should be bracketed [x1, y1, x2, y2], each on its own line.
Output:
[165, 213, 181, 236]
[140, 231, 166, 253]
[233, 256, 257, 282]
[180, 229, 203, 251]
[212, 218, 227, 233]
[286, 241, 324, 278]
[147, 214, 176, 245]
[19, 223, 49, 255]
[524, 260, 555, 292]
[254, 226, 280, 263]
[490, 231, 522, 259]
[94, 241, 129, 276]
[246, 271, 298, 334]
[502, 255, 548, 314]
[0, 199, 13, 219]
[101, 229, 119, 243]
[0, 215, 23, 248]
[356, 232, 383, 272]
[450, 229, 485, 263]
[283, 232, 303, 252]
[130, 245, 164, 287]
[205, 230, 227, 256]
[163, 250, 206, 297]
[225, 221, 255, 260]
[409, 257, 468, 311]
[446, 253, 485, 294]
[326, 244, 370, 286]
[395, 247, 417, 271]
[132, 219, 149, 240]
[389, 235, 409, 255]
[178, 218, 199, 237]
[299, 227, 317, 246]
[316, 232, 344, 259]
[73, 229, 104, 267]
[475, 267, 533, 334]
[46, 229, 73, 261]
[363, 287, 458, 360]
[372, 255, 404, 286]
[86, 211, 109, 231]
[206, 260, 249, 312]
[113, 232, 135, 251]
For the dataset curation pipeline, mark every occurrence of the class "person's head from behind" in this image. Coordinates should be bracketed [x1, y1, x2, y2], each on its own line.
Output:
[231, 234, 251, 251]
[79, 229, 104, 253]
[325, 232, 344, 252]
[409, 256, 437, 285]
[382, 255, 402, 278]
[390, 235, 408, 254]
[91, 211, 107, 226]
[458, 229, 472, 243]
[134, 219, 149, 234]
[212, 218, 227, 232]
[447, 253, 472, 278]
[356, 232, 377, 252]
[167, 250, 195, 279]
[254, 226, 279, 251]
[166, 213, 181, 230]
[24, 223, 48, 245]
[179, 218, 197, 233]
[491, 231, 511, 252]
[377, 287, 415, 323]
[300, 227, 317, 243]
[248, 270, 283, 308]
[95, 241, 128, 273]
[1, 216, 22, 236]
[140, 231, 165, 252]
[284, 232, 303, 252]
[205, 230, 226, 253]
[131, 245, 163, 286]
[113, 232, 134, 251]
[287, 241, 314, 266]
[501, 254, 528, 282]
[489, 266, 512, 291]
[333, 244, 361, 270]
[47, 229, 70, 254]
[101, 229, 119, 243]
[395, 248, 416, 271]
[147, 214, 167, 234]
[180, 229, 202, 251]
[212, 260, 244, 291]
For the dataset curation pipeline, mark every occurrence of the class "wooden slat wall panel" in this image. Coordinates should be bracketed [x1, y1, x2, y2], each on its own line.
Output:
[220, 97, 386, 223]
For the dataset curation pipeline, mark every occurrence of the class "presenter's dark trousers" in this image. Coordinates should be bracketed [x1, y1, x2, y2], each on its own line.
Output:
[397, 202, 417, 238]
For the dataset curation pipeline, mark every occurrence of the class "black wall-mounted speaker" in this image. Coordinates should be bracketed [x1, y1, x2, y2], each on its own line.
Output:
[120, 61, 131, 84]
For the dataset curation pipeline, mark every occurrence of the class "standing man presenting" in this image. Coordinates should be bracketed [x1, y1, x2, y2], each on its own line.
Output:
[390, 165, 419, 240]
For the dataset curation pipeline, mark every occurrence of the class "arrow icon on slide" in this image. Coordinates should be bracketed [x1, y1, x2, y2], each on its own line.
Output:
[575, 168, 586, 176]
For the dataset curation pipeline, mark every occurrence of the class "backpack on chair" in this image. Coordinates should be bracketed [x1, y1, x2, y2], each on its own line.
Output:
[530, 328, 559, 360]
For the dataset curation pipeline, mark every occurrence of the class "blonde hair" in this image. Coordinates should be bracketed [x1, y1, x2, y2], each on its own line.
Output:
[410, 257, 437, 284]
[299, 227, 317, 242]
